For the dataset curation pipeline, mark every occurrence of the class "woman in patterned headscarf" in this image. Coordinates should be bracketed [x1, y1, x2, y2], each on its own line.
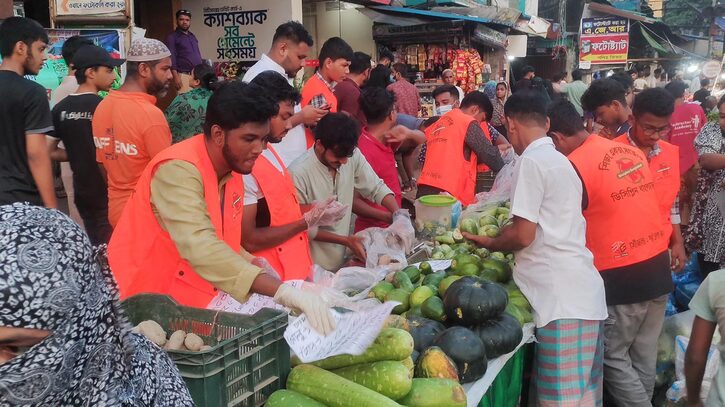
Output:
[0, 203, 194, 406]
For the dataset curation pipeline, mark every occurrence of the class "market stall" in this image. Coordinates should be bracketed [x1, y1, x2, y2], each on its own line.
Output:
[372, 19, 508, 117]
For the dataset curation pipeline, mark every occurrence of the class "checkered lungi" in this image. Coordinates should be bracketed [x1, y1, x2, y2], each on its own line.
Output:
[534, 319, 604, 407]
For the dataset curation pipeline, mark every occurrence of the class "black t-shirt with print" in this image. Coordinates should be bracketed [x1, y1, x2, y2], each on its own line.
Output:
[0, 71, 54, 205]
[52, 93, 108, 211]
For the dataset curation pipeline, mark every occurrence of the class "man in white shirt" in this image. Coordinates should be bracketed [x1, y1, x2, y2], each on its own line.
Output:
[242, 21, 328, 166]
[462, 91, 608, 406]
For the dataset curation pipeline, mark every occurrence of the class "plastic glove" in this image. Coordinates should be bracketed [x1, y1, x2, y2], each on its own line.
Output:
[273, 283, 336, 336]
[252, 257, 281, 281]
[388, 209, 416, 253]
[303, 196, 348, 230]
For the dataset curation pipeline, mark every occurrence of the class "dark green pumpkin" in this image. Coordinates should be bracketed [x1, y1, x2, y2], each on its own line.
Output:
[443, 276, 508, 325]
[432, 326, 487, 383]
[407, 316, 446, 352]
[474, 313, 523, 359]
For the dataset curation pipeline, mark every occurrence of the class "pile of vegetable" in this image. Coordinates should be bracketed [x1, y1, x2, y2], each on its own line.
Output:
[133, 320, 211, 352]
[268, 328, 467, 407]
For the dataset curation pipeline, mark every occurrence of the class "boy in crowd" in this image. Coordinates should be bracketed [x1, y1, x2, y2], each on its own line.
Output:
[300, 37, 353, 147]
[49, 45, 124, 245]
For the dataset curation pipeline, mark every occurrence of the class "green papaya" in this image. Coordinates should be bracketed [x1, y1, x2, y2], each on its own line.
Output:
[421, 296, 446, 322]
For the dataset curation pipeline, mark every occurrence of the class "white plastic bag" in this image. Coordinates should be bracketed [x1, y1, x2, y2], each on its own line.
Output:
[310, 265, 387, 311]
[355, 226, 409, 269]
[666, 335, 720, 404]
[473, 149, 517, 207]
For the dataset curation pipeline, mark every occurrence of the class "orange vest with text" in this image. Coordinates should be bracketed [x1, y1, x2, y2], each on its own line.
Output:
[301, 74, 339, 148]
[108, 135, 244, 308]
[570, 135, 667, 271]
[614, 135, 680, 242]
[476, 122, 494, 172]
[418, 109, 478, 205]
[250, 146, 313, 281]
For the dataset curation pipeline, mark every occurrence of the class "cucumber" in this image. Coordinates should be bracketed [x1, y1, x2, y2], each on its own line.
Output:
[287, 365, 400, 407]
[331, 361, 413, 400]
[266, 389, 328, 407]
[307, 328, 414, 370]
[397, 378, 466, 407]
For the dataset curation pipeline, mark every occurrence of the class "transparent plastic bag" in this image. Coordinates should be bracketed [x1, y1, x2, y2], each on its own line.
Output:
[310, 265, 388, 311]
[665, 335, 719, 404]
[355, 226, 410, 269]
[473, 149, 517, 207]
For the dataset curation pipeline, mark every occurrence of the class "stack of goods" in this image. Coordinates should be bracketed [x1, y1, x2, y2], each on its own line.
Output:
[268, 328, 467, 406]
[426, 45, 446, 72]
[450, 49, 485, 93]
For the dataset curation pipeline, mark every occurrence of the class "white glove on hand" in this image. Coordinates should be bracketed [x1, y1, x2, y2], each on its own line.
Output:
[389, 209, 416, 253]
[252, 257, 281, 280]
[274, 283, 336, 336]
[303, 196, 348, 230]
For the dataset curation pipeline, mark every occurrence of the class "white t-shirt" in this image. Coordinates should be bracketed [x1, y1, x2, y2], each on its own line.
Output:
[509, 137, 608, 328]
[242, 147, 285, 205]
[634, 78, 648, 91]
[242, 54, 308, 167]
[50, 76, 78, 108]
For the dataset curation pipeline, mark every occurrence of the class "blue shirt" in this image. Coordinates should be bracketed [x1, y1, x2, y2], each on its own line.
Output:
[166, 28, 202, 73]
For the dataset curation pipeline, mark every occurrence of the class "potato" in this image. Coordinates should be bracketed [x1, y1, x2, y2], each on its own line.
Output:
[164, 330, 186, 351]
[184, 333, 204, 351]
[136, 320, 166, 347]
[199, 345, 212, 352]
[378, 254, 392, 266]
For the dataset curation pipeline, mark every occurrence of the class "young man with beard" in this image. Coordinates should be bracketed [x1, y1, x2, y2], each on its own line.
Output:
[243, 21, 327, 166]
[49, 45, 124, 245]
[93, 38, 174, 227]
[290, 113, 403, 271]
[0, 17, 56, 208]
[242, 72, 345, 281]
[109, 81, 336, 336]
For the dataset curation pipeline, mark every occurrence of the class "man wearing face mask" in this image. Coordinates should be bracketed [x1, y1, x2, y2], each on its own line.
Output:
[109, 81, 336, 336]
[417, 87, 504, 205]
[93, 38, 174, 227]
[241, 71, 345, 281]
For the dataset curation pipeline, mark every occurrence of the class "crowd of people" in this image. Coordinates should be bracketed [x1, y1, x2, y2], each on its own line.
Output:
[0, 10, 724, 407]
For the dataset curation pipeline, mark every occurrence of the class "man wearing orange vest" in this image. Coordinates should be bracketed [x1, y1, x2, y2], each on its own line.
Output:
[108, 81, 335, 335]
[547, 99, 676, 406]
[417, 88, 505, 205]
[242, 72, 345, 281]
[610, 88, 686, 405]
[300, 37, 353, 147]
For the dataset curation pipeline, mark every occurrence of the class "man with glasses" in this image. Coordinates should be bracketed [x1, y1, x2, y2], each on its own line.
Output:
[290, 113, 401, 271]
[547, 99, 676, 407]
[166, 9, 202, 93]
[610, 86, 687, 405]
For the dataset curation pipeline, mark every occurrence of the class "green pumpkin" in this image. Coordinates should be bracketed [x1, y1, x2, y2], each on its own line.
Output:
[474, 313, 523, 359]
[443, 276, 508, 326]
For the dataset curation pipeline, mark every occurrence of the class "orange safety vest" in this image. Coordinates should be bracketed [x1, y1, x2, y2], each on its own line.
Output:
[108, 135, 244, 308]
[250, 146, 313, 281]
[569, 135, 668, 271]
[301, 74, 339, 148]
[614, 134, 680, 242]
[418, 109, 478, 205]
[476, 122, 493, 172]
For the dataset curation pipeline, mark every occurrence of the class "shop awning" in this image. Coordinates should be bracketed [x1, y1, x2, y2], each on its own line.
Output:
[638, 24, 672, 55]
[716, 16, 725, 31]
[368, 5, 515, 27]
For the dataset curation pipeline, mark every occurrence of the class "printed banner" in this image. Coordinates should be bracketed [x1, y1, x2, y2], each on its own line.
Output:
[183, 0, 295, 79]
[580, 17, 629, 65]
[55, 0, 127, 16]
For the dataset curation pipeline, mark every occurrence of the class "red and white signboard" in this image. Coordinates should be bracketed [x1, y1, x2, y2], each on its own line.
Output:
[580, 33, 629, 64]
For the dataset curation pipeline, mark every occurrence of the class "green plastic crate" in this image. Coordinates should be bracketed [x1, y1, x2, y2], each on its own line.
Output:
[123, 294, 290, 407]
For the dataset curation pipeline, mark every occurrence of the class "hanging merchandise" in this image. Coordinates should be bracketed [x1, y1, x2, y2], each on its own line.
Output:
[451, 49, 486, 93]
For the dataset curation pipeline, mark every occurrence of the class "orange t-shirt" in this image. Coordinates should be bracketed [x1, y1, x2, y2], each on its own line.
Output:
[93, 90, 171, 226]
[301, 74, 338, 147]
